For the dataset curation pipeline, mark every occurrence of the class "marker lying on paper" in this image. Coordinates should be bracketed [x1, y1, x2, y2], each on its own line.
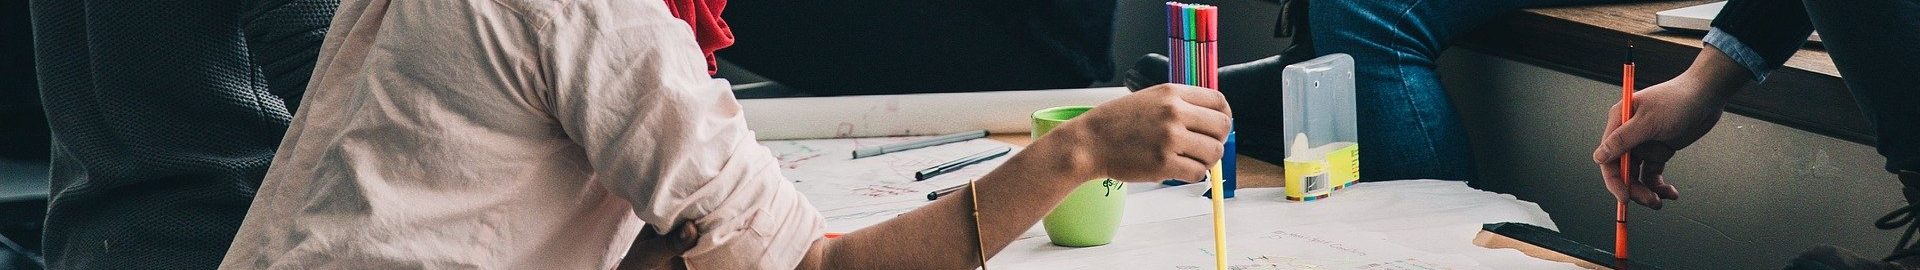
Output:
[852, 130, 990, 159]
[927, 183, 969, 200]
[914, 147, 1012, 181]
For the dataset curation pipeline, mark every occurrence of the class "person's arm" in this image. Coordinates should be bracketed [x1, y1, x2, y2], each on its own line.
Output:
[1592, 45, 1747, 209]
[542, 1, 1229, 269]
[539, 1, 830, 268]
[1592, 0, 1817, 209]
[800, 84, 1231, 269]
[1703, 0, 1815, 82]
[798, 129, 1089, 269]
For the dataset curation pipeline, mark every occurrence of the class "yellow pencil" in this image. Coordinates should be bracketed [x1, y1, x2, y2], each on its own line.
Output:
[1209, 163, 1227, 270]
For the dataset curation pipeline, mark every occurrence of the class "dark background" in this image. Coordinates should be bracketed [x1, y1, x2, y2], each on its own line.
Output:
[2, 0, 50, 255]
[3, 0, 48, 160]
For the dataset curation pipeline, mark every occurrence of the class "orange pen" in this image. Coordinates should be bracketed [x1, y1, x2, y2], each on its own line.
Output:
[1616, 44, 1635, 268]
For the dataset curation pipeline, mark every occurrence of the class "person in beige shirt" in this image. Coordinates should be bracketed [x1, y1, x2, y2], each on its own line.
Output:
[219, 0, 1232, 269]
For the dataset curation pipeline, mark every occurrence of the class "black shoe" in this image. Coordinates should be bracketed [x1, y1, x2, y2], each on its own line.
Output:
[1879, 171, 1920, 262]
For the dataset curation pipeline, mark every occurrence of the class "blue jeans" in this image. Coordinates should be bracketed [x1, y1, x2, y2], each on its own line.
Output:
[1306, 0, 1623, 181]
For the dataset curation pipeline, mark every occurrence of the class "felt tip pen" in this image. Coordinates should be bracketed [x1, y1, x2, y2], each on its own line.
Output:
[926, 183, 970, 201]
[914, 147, 1012, 181]
[852, 130, 990, 159]
[1616, 43, 1636, 266]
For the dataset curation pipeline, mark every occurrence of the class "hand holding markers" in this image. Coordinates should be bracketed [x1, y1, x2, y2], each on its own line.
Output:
[1041, 83, 1233, 183]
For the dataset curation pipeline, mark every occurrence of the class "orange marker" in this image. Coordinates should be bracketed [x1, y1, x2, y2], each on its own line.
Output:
[1616, 44, 1635, 268]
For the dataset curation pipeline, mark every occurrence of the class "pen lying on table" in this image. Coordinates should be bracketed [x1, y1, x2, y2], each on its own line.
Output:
[853, 130, 990, 159]
[927, 183, 969, 201]
[914, 146, 1012, 181]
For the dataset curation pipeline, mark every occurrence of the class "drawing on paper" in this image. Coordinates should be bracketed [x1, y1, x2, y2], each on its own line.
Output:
[761, 136, 1019, 232]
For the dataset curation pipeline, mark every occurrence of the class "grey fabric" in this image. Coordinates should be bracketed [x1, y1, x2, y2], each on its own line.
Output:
[28, 0, 335, 268]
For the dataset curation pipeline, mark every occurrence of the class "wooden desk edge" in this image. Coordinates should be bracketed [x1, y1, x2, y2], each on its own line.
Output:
[1460, 1, 1872, 145]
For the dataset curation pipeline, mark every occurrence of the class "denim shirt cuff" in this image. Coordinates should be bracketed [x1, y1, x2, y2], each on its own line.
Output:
[1703, 27, 1774, 82]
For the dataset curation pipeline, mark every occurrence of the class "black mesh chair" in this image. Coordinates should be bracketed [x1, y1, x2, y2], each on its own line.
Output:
[27, 1, 335, 268]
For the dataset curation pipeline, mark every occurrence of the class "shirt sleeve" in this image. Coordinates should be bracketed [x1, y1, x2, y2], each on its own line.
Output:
[1705, 0, 1815, 82]
[537, 1, 825, 269]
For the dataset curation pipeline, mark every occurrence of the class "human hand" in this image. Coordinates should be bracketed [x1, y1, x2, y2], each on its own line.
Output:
[1039, 83, 1233, 183]
[616, 225, 696, 270]
[1594, 76, 1735, 209]
[1594, 45, 1753, 210]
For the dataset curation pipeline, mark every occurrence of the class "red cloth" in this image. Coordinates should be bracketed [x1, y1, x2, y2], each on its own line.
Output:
[663, 0, 732, 75]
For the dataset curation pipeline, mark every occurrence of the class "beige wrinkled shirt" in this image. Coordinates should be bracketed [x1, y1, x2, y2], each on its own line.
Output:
[219, 0, 823, 269]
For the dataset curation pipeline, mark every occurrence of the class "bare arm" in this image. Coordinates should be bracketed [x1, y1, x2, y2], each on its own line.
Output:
[612, 137, 1091, 270]
[1681, 44, 1760, 99]
[799, 84, 1234, 269]
[799, 134, 1087, 269]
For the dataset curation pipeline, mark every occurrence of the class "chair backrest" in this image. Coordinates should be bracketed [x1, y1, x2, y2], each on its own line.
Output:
[0, 233, 45, 270]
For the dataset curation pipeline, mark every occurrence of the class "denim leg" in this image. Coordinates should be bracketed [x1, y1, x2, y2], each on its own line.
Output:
[1307, 0, 1516, 181]
[1307, 0, 1625, 181]
[1800, 0, 1920, 174]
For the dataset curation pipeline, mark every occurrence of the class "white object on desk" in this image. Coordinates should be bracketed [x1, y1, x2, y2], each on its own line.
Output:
[1657, 1, 1821, 42]
[739, 87, 1131, 140]
[1281, 54, 1359, 150]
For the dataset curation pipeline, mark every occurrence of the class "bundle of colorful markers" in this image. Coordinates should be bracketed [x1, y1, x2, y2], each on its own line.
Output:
[1167, 2, 1217, 90]
[1168, 2, 1230, 270]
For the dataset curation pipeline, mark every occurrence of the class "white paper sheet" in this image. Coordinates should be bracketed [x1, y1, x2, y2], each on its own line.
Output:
[763, 136, 1020, 233]
[762, 132, 1579, 269]
[996, 219, 1486, 270]
[740, 87, 1130, 140]
[993, 180, 1584, 269]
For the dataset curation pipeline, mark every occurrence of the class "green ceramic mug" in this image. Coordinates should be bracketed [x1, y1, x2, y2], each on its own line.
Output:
[1032, 106, 1127, 247]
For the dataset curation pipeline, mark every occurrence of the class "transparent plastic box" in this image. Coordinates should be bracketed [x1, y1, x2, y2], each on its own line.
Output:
[1280, 54, 1360, 201]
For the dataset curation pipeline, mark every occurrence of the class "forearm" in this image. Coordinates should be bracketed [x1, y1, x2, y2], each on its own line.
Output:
[800, 136, 1092, 269]
[1679, 44, 1757, 101]
[792, 84, 1233, 269]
